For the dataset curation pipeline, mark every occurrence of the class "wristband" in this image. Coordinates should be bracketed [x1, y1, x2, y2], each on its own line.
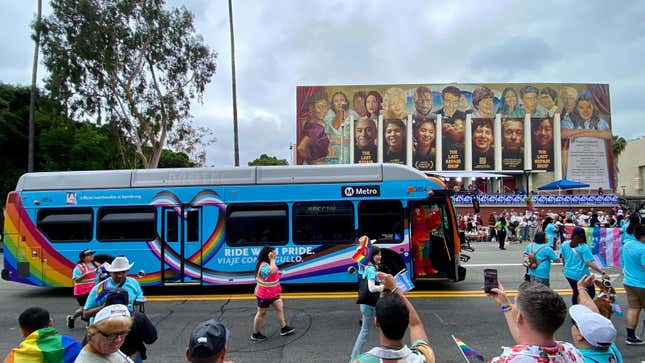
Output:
[501, 304, 512, 313]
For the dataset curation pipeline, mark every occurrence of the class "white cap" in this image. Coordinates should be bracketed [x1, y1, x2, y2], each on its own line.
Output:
[94, 304, 131, 324]
[569, 305, 616, 348]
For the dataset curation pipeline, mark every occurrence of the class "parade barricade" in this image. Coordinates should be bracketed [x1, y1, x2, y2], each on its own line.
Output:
[452, 193, 618, 206]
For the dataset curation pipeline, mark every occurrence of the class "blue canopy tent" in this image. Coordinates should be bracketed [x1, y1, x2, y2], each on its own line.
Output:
[537, 179, 590, 191]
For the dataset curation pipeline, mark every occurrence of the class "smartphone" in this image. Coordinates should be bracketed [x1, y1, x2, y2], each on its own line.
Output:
[484, 268, 498, 293]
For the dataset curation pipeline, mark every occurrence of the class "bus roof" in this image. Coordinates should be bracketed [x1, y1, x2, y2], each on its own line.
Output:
[15, 163, 432, 191]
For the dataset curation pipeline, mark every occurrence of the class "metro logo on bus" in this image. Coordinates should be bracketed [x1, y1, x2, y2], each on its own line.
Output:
[341, 185, 380, 198]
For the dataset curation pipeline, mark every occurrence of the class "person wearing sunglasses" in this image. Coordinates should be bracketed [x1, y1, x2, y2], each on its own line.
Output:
[75, 304, 134, 362]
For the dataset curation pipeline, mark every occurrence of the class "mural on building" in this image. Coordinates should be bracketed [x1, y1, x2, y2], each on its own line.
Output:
[296, 83, 613, 189]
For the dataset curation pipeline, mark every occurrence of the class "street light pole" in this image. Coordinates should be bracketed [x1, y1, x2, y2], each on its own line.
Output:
[523, 169, 531, 194]
[228, 0, 240, 166]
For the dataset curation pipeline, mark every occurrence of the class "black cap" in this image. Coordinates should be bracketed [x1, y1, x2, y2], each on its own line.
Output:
[79, 249, 95, 259]
[189, 319, 227, 359]
[105, 288, 129, 306]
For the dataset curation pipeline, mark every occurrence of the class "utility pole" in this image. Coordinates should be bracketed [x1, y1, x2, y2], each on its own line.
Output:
[28, 0, 42, 172]
[228, 0, 240, 166]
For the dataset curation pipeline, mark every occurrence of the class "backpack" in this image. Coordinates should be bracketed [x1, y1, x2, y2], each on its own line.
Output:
[522, 243, 548, 269]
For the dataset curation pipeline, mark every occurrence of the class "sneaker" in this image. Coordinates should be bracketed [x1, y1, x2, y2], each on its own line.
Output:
[625, 336, 645, 345]
[250, 332, 267, 341]
[280, 325, 295, 336]
[66, 315, 74, 329]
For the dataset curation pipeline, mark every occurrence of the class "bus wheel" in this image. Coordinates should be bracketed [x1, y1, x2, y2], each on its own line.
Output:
[379, 248, 405, 276]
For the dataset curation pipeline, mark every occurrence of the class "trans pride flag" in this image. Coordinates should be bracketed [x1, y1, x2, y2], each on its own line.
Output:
[394, 269, 415, 293]
[452, 335, 485, 362]
[352, 236, 373, 265]
[562, 226, 622, 267]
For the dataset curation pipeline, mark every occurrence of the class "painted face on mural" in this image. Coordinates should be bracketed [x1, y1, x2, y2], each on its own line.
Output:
[366, 95, 379, 116]
[479, 96, 494, 116]
[442, 93, 459, 116]
[534, 118, 553, 148]
[577, 100, 594, 120]
[355, 118, 377, 149]
[416, 120, 436, 148]
[390, 97, 405, 116]
[505, 91, 518, 110]
[502, 120, 524, 151]
[385, 122, 404, 151]
[522, 91, 538, 115]
[332, 93, 347, 113]
[473, 124, 493, 152]
[415, 91, 433, 116]
[354, 95, 366, 115]
[313, 99, 329, 121]
[539, 93, 555, 110]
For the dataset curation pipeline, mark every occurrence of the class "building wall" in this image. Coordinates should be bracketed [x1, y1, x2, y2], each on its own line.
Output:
[617, 137, 645, 196]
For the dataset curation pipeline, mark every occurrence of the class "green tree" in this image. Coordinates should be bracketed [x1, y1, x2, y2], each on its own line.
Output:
[38, 0, 217, 168]
[248, 154, 289, 166]
[612, 135, 627, 190]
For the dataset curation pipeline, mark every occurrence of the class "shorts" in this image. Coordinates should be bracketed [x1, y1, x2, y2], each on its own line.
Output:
[624, 284, 645, 309]
[76, 294, 89, 306]
[256, 296, 279, 308]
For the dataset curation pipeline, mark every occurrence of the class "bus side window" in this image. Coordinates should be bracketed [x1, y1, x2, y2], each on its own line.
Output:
[226, 203, 288, 246]
[37, 208, 93, 242]
[293, 201, 354, 244]
[358, 200, 403, 242]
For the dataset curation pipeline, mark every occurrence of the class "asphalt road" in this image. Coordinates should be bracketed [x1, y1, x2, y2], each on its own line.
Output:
[1, 241, 642, 362]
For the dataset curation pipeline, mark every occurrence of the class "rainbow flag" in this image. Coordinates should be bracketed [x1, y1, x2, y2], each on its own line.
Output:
[4, 327, 81, 363]
[352, 236, 372, 265]
[452, 335, 485, 362]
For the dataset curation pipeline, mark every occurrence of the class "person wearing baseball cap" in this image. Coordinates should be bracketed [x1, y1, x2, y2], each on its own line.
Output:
[186, 319, 234, 363]
[75, 304, 133, 362]
[569, 305, 621, 361]
[83, 256, 144, 323]
[67, 249, 100, 329]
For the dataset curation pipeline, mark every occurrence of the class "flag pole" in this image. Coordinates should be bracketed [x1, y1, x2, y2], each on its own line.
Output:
[452, 335, 471, 363]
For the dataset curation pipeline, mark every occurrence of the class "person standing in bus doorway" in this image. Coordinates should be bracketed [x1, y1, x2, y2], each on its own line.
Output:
[67, 249, 100, 329]
[83, 256, 144, 322]
[350, 245, 384, 361]
[412, 205, 441, 276]
[251, 246, 295, 341]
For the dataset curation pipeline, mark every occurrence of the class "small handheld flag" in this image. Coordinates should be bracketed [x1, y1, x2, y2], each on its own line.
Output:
[394, 269, 415, 293]
[352, 236, 373, 265]
[452, 335, 485, 362]
[611, 302, 623, 316]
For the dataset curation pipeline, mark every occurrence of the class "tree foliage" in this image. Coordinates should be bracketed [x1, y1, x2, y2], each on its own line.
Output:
[248, 154, 289, 166]
[0, 83, 196, 203]
[38, 0, 217, 168]
[612, 135, 627, 189]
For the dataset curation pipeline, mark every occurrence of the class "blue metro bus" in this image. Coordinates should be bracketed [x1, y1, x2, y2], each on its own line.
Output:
[2, 163, 465, 287]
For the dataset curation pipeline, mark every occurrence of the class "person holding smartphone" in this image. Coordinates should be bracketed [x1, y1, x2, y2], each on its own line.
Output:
[251, 246, 295, 342]
[487, 280, 584, 362]
[350, 245, 383, 361]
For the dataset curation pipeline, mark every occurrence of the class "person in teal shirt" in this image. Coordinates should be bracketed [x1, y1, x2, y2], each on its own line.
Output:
[621, 225, 645, 345]
[543, 216, 559, 249]
[560, 228, 609, 304]
[524, 232, 559, 286]
[621, 213, 641, 244]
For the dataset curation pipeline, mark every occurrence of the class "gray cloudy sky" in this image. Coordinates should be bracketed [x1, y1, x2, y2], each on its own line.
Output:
[2, 1, 644, 166]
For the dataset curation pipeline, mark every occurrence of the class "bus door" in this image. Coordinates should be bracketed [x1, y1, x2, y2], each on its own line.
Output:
[409, 199, 456, 280]
[161, 207, 202, 284]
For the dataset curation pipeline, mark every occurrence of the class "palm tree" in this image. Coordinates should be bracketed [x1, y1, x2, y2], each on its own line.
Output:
[612, 135, 627, 190]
